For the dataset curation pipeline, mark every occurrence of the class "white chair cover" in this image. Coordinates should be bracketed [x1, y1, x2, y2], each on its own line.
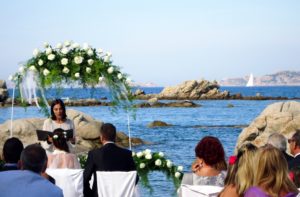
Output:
[46, 168, 84, 197]
[96, 171, 137, 197]
[179, 184, 223, 197]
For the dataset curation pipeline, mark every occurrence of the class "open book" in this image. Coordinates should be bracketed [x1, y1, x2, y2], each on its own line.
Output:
[36, 129, 73, 141]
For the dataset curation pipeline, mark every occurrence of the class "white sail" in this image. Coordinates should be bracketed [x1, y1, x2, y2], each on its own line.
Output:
[246, 73, 254, 87]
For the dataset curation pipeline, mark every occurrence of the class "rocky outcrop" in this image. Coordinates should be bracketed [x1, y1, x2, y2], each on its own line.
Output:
[235, 101, 300, 153]
[0, 80, 8, 103]
[0, 109, 145, 155]
[134, 100, 200, 108]
[147, 120, 172, 128]
[136, 80, 230, 100]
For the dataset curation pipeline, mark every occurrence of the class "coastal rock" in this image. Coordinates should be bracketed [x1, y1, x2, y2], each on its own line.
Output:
[134, 100, 200, 108]
[235, 101, 300, 153]
[0, 109, 145, 154]
[134, 89, 145, 96]
[0, 80, 8, 102]
[147, 120, 172, 128]
[142, 79, 229, 100]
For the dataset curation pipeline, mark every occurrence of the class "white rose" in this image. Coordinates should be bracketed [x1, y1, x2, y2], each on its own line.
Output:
[74, 56, 84, 64]
[64, 40, 71, 47]
[29, 65, 37, 71]
[155, 159, 162, 166]
[97, 48, 103, 54]
[158, 152, 164, 157]
[45, 48, 52, 55]
[61, 47, 69, 55]
[175, 172, 181, 178]
[33, 49, 40, 57]
[72, 42, 80, 48]
[8, 75, 13, 81]
[18, 66, 25, 73]
[43, 42, 49, 48]
[63, 67, 70, 74]
[136, 152, 143, 158]
[106, 52, 112, 57]
[61, 58, 68, 65]
[145, 153, 152, 160]
[98, 76, 104, 82]
[88, 59, 94, 65]
[104, 56, 110, 63]
[47, 54, 55, 61]
[43, 69, 50, 76]
[107, 67, 114, 74]
[82, 42, 89, 50]
[86, 67, 91, 73]
[56, 43, 63, 49]
[144, 149, 151, 155]
[166, 160, 172, 168]
[132, 152, 136, 157]
[177, 166, 183, 172]
[38, 59, 44, 66]
[117, 73, 122, 80]
[126, 78, 131, 83]
[87, 49, 94, 56]
[74, 72, 80, 78]
[139, 163, 145, 169]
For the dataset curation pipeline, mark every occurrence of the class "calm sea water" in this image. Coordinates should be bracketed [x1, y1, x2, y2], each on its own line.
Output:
[2, 86, 300, 197]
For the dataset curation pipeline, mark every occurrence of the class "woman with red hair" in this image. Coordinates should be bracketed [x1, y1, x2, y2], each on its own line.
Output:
[181, 136, 227, 186]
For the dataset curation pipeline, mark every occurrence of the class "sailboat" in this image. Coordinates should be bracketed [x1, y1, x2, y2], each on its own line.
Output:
[246, 73, 254, 87]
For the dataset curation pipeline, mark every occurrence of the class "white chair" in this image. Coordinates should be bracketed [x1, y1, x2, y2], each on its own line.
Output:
[46, 168, 84, 197]
[96, 171, 137, 197]
[179, 184, 223, 197]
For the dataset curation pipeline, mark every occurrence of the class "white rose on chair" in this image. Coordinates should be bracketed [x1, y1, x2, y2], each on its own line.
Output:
[107, 67, 114, 74]
[33, 49, 40, 57]
[136, 152, 143, 158]
[45, 48, 52, 55]
[177, 166, 183, 172]
[145, 154, 152, 160]
[61, 58, 68, 65]
[98, 76, 104, 82]
[29, 65, 37, 71]
[87, 49, 94, 56]
[175, 172, 181, 178]
[166, 160, 172, 168]
[61, 47, 69, 55]
[139, 163, 146, 169]
[74, 56, 83, 64]
[158, 152, 164, 157]
[56, 43, 63, 49]
[117, 73, 122, 80]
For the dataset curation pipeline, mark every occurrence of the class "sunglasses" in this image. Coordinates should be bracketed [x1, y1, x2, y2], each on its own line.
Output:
[288, 139, 295, 143]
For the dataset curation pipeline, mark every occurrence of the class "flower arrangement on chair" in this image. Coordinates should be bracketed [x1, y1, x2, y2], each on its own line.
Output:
[9, 41, 133, 115]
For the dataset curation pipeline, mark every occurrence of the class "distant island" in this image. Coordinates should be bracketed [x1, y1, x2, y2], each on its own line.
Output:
[219, 71, 300, 86]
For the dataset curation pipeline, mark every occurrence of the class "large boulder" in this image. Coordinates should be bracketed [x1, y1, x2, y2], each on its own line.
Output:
[157, 80, 226, 100]
[0, 109, 145, 154]
[0, 80, 8, 102]
[235, 101, 300, 153]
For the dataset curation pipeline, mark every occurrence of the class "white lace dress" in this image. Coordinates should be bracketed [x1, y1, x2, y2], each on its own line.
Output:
[41, 118, 76, 153]
[181, 171, 227, 187]
[47, 149, 81, 169]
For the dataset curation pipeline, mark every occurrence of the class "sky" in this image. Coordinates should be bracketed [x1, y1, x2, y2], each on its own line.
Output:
[0, 0, 299, 86]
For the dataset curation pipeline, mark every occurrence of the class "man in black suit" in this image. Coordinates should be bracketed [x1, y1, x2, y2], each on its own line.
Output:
[288, 130, 300, 170]
[0, 137, 24, 171]
[83, 123, 137, 197]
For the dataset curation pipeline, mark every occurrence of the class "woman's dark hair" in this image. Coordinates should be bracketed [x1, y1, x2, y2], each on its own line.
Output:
[3, 137, 24, 163]
[195, 136, 225, 167]
[50, 99, 67, 120]
[52, 128, 69, 153]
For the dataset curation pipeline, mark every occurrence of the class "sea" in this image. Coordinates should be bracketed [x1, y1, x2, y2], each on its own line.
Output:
[1, 86, 300, 197]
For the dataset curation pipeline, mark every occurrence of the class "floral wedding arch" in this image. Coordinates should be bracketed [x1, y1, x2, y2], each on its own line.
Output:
[9, 41, 133, 114]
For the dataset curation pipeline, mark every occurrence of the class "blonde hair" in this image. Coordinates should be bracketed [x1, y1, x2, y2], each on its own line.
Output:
[254, 145, 298, 197]
[235, 143, 257, 197]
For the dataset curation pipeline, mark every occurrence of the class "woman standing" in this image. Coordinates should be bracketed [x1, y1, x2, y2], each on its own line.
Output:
[42, 99, 75, 153]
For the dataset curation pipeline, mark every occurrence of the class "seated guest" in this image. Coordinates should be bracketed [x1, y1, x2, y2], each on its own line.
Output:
[83, 123, 138, 197]
[288, 130, 300, 170]
[47, 128, 81, 169]
[0, 137, 24, 171]
[219, 143, 257, 197]
[181, 136, 227, 187]
[268, 133, 293, 163]
[244, 145, 298, 197]
[0, 144, 63, 197]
